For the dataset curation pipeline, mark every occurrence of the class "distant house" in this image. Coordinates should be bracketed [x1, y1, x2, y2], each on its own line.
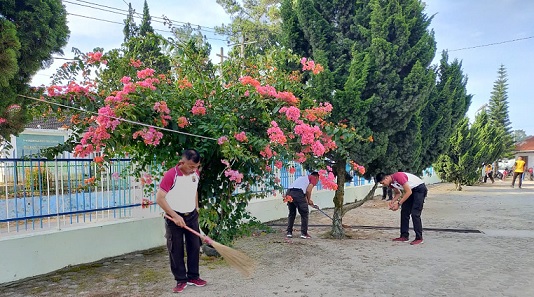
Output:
[514, 136, 534, 170]
[4, 117, 70, 158]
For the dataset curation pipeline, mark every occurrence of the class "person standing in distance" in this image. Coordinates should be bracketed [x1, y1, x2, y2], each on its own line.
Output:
[511, 156, 526, 188]
[376, 172, 428, 245]
[286, 172, 319, 239]
[156, 149, 207, 293]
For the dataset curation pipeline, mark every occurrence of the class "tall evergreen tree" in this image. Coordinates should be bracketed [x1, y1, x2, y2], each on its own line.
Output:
[420, 51, 472, 171]
[435, 110, 498, 190]
[487, 64, 514, 162]
[0, 0, 69, 144]
[281, 0, 438, 237]
[139, 0, 154, 36]
[123, 2, 138, 43]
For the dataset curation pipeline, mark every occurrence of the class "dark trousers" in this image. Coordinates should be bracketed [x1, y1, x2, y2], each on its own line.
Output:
[382, 186, 393, 200]
[286, 188, 309, 234]
[400, 184, 427, 240]
[164, 209, 200, 282]
[511, 172, 523, 187]
[484, 172, 494, 183]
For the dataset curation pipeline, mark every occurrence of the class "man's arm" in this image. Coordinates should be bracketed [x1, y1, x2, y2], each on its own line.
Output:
[156, 189, 185, 227]
[305, 184, 314, 205]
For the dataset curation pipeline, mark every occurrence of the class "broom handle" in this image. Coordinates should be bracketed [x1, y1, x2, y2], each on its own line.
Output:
[164, 214, 213, 245]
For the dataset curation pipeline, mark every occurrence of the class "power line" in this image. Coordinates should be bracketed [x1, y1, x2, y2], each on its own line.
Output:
[18, 94, 217, 141]
[69, 0, 220, 33]
[449, 35, 534, 52]
[66, 13, 229, 42]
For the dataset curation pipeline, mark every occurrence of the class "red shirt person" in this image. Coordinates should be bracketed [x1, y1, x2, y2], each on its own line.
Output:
[376, 172, 428, 245]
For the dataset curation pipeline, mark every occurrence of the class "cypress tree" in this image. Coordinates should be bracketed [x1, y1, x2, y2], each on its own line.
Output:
[487, 64, 514, 162]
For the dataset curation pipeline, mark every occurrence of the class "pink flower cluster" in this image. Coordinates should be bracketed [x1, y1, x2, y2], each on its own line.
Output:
[217, 136, 228, 145]
[239, 76, 299, 105]
[267, 121, 287, 145]
[350, 161, 366, 175]
[260, 145, 276, 159]
[289, 167, 296, 174]
[191, 100, 206, 115]
[154, 101, 172, 126]
[279, 106, 300, 122]
[274, 161, 283, 170]
[311, 141, 326, 156]
[177, 116, 189, 128]
[87, 52, 106, 64]
[137, 68, 155, 79]
[300, 57, 324, 75]
[234, 131, 248, 142]
[0, 118, 6, 125]
[294, 123, 322, 145]
[294, 152, 307, 163]
[96, 106, 120, 130]
[130, 58, 143, 68]
[133, 127, 163, 146]
[7, 104, 21, 112]
[318, 169, 338, 190]
[140, 173, 153, 185]
[303, 103, 333, 122]
[224, 168, 243, 183]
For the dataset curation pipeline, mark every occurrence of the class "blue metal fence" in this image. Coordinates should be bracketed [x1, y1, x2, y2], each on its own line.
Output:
[0, 156, 140, 234]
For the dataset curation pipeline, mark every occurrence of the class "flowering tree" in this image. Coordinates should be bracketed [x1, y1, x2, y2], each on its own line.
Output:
[36, 39, 363, 244]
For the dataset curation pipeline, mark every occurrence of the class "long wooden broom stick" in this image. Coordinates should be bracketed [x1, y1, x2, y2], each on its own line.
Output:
[164, 215, 255, 277]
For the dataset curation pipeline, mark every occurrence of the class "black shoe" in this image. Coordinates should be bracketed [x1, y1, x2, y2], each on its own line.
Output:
[286, 232, 293, 238]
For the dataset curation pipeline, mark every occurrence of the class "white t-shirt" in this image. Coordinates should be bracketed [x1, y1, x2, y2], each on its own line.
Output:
[159, 165, 199, 213]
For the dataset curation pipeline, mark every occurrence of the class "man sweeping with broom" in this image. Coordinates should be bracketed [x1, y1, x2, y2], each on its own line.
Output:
[286, 172, 320, 239]
[156, 149, 207, 293]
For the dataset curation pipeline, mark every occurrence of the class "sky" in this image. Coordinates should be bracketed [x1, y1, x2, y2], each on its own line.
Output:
[31, 0, 534, 135]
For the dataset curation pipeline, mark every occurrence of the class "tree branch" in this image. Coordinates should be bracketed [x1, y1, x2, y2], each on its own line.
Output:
[342, 182, 379, 216]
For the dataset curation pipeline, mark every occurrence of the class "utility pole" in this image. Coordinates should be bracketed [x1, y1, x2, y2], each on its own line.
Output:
[228, 33, 257, 59]
[215, 47, 228, 77]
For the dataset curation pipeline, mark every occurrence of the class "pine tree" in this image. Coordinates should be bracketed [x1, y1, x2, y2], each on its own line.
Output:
[420, 51, 472, 171]
[123, 2, 138, 42]
[487, 64, 514, 162]
[139, 0, 154, 36]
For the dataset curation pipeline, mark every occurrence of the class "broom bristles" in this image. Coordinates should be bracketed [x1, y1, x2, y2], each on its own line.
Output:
[211, 241, 255, 277]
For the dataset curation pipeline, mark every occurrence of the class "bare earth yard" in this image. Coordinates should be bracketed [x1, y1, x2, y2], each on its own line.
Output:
[2, 181, 534, 297]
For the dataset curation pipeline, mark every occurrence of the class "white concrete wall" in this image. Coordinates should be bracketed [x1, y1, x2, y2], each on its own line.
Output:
[0, 217, 165, 284]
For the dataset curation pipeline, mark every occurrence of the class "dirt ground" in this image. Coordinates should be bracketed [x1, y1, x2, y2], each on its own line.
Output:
[2, 182, 533, 297]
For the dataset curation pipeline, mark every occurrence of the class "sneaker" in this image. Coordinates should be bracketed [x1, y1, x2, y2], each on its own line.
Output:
[410, 239, 424, 245]
[286, 232, 293, 238]
[392, 237, 409, 242]
[173, 282, 187, 293]
[187, 278, 207, 287]
[300, 233, 312, 239]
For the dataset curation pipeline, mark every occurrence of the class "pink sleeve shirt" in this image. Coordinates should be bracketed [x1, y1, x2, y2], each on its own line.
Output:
[159, 165, 200, 213]
[389, 172, 424, 190]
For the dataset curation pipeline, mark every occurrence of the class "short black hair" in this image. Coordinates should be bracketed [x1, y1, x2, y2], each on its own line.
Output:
[310, 171, 319, 177]
[375, 172, 386, 183]
[182, 149, 201, 163]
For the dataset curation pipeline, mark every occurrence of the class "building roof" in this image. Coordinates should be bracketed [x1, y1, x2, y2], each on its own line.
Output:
[25, 117, 66, 130]
[515, 136, 534, 152]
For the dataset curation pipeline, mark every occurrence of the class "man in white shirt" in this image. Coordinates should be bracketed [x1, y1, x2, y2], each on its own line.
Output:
[156, 149, 207, 293]
[285, 172, 319, 239]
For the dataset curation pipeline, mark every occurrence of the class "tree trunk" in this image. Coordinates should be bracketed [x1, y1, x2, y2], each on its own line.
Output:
[455, 181, 462, 191]
[331, 160, 346, 239]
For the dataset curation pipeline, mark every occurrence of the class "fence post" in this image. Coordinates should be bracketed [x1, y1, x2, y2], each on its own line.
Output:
[55, 158, 60, 231]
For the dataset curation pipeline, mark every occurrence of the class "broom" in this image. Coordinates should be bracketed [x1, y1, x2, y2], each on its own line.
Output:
[312, 205, 351, 228]
[164, 214, 255, 277]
